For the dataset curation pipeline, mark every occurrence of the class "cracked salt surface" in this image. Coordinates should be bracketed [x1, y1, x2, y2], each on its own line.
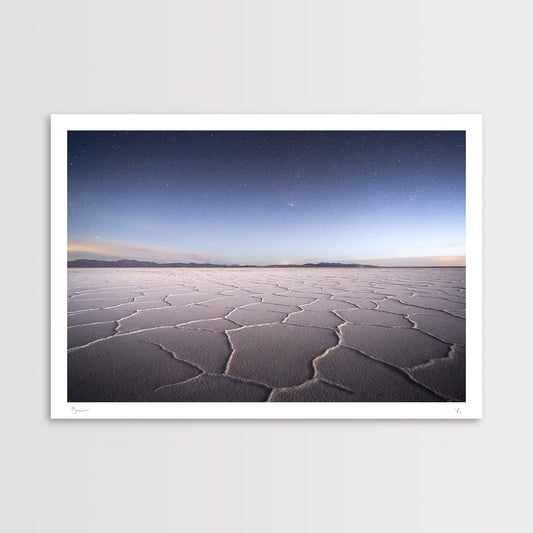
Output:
[67, 267, 466, 402]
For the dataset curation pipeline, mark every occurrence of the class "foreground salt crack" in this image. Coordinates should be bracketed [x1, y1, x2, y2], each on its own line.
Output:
[67, 267, 466, 402]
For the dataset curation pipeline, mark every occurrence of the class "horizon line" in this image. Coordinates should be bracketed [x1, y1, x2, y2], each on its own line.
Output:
[67, 258, 466, 268]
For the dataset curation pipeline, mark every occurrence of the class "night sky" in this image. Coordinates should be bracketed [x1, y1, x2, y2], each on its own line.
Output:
[67, 130, 465, 266]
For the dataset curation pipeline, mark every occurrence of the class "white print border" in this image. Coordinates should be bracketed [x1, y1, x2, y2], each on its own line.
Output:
[51, 114, 482, 419]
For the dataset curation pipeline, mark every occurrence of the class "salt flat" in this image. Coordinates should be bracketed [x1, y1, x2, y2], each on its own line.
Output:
[67, 267, 466, 402]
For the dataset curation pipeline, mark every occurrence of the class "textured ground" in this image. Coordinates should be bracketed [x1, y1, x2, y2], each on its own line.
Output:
[67, 267, 466, 402]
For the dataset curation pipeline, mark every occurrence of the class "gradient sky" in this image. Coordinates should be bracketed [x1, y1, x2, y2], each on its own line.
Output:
[68, 130, 465, 266]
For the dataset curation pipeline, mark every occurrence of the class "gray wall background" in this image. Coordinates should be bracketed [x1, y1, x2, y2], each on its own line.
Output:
[2, 1, 531, 531]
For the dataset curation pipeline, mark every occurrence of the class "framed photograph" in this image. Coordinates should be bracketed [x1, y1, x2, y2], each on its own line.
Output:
[51, 114, 482, 419]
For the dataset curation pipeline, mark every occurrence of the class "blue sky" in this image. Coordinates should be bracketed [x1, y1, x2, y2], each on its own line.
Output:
[68, 130, 465, 266]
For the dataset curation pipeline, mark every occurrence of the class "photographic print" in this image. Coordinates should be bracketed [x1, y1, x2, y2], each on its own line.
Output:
[51, 114, 482, 418]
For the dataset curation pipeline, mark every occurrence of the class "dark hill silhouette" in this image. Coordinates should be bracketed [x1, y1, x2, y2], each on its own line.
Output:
[67, 259, 377, 268]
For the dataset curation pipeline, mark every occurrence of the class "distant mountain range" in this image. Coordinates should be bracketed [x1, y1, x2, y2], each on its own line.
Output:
[67, 259, 377, 268]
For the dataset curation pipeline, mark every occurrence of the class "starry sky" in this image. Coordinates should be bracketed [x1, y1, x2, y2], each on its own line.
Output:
[68, 130, 466, 266]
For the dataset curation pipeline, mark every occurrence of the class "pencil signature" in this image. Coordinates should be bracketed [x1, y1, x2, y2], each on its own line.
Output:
[71, 407, 90, 415]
